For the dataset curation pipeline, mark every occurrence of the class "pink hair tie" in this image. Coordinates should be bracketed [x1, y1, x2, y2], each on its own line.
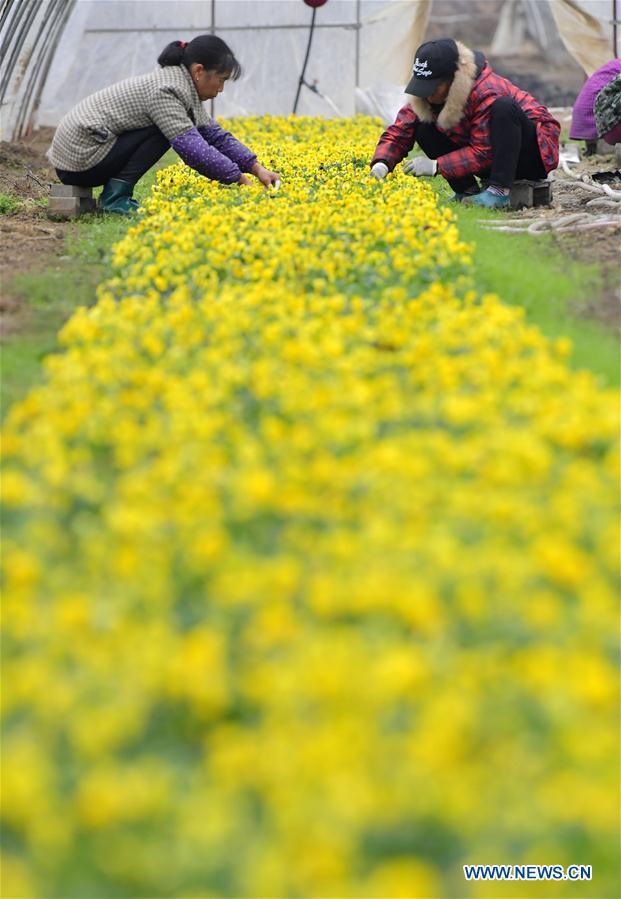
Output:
[179, 40, 187, 49]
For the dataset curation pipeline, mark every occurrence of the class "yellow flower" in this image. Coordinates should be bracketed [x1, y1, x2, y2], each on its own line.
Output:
[0, 115, 618, 898]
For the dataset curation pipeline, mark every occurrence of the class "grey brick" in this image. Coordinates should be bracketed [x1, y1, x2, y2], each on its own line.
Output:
[532, 180, 552, 207]
[50, 184, 93, 199]
[509, 181, 534, 209]
[48, 195, 96, 219]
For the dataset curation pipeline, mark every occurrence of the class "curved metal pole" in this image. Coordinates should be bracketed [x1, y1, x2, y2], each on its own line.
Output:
[26, 0, 76, 136]
[293, 6, 317, 115]
[0, 0, 75, 139]
[0, 0, 41, 100]
[15, 0, 64, 135]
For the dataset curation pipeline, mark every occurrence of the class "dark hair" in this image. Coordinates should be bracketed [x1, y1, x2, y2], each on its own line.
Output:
[158, 35, 241, 79]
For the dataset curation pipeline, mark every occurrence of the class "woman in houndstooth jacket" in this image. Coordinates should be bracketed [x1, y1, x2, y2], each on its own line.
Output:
[49, 35, 280, 214]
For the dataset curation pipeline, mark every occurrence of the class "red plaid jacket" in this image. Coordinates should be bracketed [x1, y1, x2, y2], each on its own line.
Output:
[372, 62, 560, 180]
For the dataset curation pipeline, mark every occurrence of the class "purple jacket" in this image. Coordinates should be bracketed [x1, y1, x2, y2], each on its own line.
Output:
[171, 121, 257, 184]
[570, 59, 621, 140]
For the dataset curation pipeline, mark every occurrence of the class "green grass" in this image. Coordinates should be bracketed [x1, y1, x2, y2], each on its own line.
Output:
[446, 192, 620, 388]
[1, 215, 130, 417]
[0, 156, 172, 419]
[0, 192, 20, 215]
[0, 192, 48, 216]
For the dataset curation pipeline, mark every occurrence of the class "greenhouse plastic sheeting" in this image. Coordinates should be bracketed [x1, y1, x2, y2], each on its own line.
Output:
[35, 0, 429, 124]
[355, 85, 409, 123]
[550, 0, 620, 76]
[3, 0, 619, 136]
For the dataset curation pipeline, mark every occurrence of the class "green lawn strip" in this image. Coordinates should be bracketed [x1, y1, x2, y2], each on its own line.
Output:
[447, 194, 619, 388]
[1, 215, 129, 418]
[1, 155, 175, 420]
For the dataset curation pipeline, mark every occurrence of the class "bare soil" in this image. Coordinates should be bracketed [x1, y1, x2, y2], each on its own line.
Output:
[0, 128, 69, 336]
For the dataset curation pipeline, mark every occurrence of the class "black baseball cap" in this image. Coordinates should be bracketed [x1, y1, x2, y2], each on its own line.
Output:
[405, 39, 459, 97]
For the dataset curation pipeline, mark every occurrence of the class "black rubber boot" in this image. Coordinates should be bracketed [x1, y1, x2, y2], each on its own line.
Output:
[99, 178, 139, 215]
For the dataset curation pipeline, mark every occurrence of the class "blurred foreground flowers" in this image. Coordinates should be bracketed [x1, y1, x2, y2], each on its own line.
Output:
[1, 117, 619, 898]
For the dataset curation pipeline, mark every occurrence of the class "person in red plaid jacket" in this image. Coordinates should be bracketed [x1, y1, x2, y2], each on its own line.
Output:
[370, 38, 560, 209]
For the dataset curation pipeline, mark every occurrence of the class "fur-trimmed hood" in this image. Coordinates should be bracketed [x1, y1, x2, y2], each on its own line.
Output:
[408, 42, 486, 131]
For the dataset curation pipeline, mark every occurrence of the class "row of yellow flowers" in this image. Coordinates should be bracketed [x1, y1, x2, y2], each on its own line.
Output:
[2, 116, 619, 898]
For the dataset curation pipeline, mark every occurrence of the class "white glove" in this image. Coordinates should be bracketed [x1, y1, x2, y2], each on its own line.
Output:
[370, 162, 389, 180]
[403, 156, 438, 177]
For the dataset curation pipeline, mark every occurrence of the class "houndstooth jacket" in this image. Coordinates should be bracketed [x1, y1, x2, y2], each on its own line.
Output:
[48, 65, 210, 172]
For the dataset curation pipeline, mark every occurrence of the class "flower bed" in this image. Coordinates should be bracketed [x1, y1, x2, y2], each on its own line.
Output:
[1, 116, 619, 898]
